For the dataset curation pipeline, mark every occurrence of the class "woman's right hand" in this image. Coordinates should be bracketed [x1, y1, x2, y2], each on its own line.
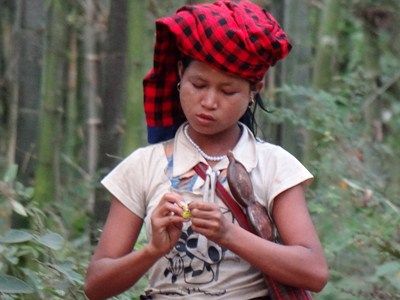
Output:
[148, 192, 185, 256]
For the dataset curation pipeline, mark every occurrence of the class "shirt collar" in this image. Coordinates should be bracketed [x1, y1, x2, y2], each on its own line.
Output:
[172, 123, 258, 177]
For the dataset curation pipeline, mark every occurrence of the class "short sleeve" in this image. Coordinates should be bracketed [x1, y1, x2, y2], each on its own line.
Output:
[264, 146, 313, 214]
[101, 148, 148, 218]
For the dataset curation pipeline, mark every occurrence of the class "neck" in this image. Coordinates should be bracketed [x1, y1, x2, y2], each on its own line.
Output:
[184, 124, 241, 161]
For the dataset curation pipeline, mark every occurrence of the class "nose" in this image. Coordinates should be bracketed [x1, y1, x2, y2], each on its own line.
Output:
[200, 89, 218, 110]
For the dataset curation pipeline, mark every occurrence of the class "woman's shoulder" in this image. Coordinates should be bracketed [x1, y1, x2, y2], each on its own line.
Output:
[239, 125, 290, 161]
[125, 140, 168, 159]
[254, 138, 292, 159]
[253, 139, 310, 174]
[115, 140, 170, 171]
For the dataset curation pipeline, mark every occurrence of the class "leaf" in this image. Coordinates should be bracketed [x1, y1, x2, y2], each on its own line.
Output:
[35, 232, 64, 250]
[23, 187, 35, 198]
[10, 199, 28, 217]
[3, 164, 18, 183]
[376, 261, 400, 277]
[388, 273, 400, 289]
[0, 274, 34, 294]
[0, 230, 33, 243]
[21, 267, 43, 290]
[51, 262, 84, 284]
[15, 182, 34, 199]
[4, 246, 19, 265]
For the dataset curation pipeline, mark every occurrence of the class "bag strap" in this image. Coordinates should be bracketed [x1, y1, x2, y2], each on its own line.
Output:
[162, 139, 251, 232]
[193, 162, 313, 300]
[193, 163, 254, 232]
[163, 140, 312, 300]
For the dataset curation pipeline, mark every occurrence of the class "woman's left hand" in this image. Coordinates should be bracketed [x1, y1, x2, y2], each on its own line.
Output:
[188, 200, 233, 244]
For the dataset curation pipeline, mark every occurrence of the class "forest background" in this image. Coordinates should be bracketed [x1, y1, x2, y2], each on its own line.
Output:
[0, 0, 399, 299]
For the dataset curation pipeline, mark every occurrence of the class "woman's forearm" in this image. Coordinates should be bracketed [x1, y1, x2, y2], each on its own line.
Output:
[84, 244, 162, 300]
[221, 224, 328, 292]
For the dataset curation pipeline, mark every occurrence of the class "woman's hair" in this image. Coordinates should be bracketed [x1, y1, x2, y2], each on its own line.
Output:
[240, 93, 269, 136]
[180, 56, 269, 137]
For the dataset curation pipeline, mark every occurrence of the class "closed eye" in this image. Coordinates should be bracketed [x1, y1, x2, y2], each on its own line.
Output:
[192, 82, 206, 89]
[222, 90, 238, 96]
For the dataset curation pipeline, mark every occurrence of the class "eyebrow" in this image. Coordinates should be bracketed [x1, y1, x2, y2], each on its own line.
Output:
[188, 75, 207, 82]
[188, 75, 237, 87]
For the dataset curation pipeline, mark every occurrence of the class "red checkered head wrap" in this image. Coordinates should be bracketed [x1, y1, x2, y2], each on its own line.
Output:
[144, 0, 292, 143]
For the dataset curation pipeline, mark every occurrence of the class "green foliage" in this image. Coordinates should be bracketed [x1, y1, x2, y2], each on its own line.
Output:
[0, 166, 87, 299]
[0, 165, 150, 299]
[0, 274, 34, 295]
[268, 65, 400, 299]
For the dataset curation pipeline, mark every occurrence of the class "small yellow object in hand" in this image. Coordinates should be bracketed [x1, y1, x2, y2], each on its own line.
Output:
[181, 204, 192, 219]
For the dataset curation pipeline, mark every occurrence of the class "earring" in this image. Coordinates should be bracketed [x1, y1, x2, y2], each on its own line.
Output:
[249, 94, 255, 106]
[177, 82, 181, 91]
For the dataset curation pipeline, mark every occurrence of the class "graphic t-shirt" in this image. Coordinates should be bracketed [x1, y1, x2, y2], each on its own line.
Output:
[101, 123, 313, 299]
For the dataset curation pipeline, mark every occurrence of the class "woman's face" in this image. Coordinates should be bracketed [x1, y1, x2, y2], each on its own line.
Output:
[178, 60, 252, 137]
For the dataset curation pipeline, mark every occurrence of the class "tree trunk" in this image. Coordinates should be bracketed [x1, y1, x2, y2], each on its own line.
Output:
[280, 0, 312, 158]
[304, 0, 341, 165]
[34, 0, 68, 206]
[95, 0, 128, 224]
[64, 30, 79, 169]
[84, 0, 101, 214]
[14, 0, 45, 182]
[0, 0, 16, 231]
[0, 0, 15, 165]
[123, 0, 146, 155]
[312, 0, 341, 90]
[61, 26, 82, 200]
[386, 5, 400, 199]
[257, 1, 282, 145]
[359, 7, 384, 137]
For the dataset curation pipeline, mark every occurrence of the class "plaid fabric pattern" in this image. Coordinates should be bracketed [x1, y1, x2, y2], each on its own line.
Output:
[144, 0, 292, 143]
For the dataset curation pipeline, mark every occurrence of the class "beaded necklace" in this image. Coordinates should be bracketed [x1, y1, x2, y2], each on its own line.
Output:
[183, 125, 227, 162]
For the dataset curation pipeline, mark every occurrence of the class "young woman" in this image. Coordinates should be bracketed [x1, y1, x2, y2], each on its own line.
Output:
[84, 1, 328, 299]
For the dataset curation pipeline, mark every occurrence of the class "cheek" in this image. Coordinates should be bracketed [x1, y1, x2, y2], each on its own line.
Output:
[182, 88, 197, 100]
[179, 90, 194, 113]
[231, 98, 250, 116]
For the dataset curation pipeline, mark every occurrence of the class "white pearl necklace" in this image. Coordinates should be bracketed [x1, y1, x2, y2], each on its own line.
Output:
[184, 126, 227, 162]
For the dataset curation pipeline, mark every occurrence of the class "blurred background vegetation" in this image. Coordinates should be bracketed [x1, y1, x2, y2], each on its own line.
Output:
[0, 0, 399, 299]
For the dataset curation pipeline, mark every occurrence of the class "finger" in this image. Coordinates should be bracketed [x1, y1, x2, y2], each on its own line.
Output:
[153, 195, 185, 217]
[190, 204, 221, 220]
[153, 203, 181, 218]
[188, 200, 216, 211]
[164, 202, 185, 216]
[191, 217, 220, 230]
[153, 214, 185, 229]
[190, 222, 220, 240]
[161, 192, 184, 206]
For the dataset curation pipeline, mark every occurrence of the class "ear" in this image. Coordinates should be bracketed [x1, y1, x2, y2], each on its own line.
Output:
[254, 81, 264, 93]
[177, 61, 184, 79]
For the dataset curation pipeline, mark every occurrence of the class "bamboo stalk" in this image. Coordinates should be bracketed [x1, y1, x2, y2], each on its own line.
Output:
[123, 0, 146, 155]
[6, 0, 21, 167]
[64, 29, 78, 186]
[84, 0, 100, 214]
[312, 0, 341, 90]
[34, 0, 68, 206]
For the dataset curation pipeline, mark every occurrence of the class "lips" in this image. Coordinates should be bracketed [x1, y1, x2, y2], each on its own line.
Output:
[196, 113, 215, 121]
